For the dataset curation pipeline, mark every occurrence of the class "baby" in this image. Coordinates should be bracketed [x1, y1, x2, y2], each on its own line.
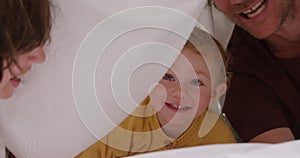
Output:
[76, 27, 238, 158]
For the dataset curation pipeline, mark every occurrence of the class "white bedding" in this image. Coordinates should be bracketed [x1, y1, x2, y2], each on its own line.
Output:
[128, 140, 300, 158]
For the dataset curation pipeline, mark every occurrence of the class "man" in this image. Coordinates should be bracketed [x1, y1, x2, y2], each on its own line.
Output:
[210, 0, 300, 143]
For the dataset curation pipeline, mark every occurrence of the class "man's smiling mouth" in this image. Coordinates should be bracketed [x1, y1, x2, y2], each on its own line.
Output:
[241, 0, 267, 19]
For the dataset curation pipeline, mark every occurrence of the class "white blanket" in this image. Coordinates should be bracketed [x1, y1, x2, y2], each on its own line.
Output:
[128, 140, 300, 158]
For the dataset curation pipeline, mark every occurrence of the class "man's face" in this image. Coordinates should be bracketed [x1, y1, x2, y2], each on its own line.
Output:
[213, 0, 295, 39]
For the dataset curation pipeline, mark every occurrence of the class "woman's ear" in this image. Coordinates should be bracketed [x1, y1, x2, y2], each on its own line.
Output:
[211, 83, 227, 101]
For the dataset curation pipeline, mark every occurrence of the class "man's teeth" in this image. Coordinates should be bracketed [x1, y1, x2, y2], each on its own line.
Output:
[243, 0, 263, 14]
[242, 0, 265, 19]
[167, 103, 189, 110]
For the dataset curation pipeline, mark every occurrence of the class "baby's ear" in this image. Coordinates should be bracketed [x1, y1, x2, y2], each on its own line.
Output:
[211, 83, 227, 101]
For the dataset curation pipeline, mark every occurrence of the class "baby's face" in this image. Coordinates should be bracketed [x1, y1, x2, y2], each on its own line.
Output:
[150, 47, 212, 126]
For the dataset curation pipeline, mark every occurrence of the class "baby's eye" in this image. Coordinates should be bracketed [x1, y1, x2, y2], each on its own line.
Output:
[163, 73, 175, 81]
[189, 79, 203, 86]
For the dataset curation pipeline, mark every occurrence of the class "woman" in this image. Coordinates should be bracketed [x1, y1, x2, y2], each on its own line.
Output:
[0, 0, 52, 99]
[1, 1, 52, 156]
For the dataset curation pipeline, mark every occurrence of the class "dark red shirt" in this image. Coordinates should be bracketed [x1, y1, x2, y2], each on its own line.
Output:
[223, 26, 300, 141]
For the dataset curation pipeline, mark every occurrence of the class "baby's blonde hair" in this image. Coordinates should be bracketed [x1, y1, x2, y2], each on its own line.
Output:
[183, 32, 231, 87]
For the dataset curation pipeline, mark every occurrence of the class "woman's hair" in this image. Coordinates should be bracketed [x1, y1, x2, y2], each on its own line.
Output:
[0, 0, 52, 80]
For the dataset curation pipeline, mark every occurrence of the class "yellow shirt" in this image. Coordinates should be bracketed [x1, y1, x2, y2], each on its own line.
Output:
[76, 99, 238, 158]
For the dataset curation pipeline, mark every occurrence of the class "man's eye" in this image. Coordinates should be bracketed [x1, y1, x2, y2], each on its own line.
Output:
[163, 73, 175, 81]
[189, 79, 203, 86]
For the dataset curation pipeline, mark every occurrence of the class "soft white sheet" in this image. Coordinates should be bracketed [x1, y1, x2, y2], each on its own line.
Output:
[128, 140, 300, 158]
[0, 0, 234, 157]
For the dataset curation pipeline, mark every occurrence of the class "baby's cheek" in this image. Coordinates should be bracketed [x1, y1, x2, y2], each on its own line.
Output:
[149, 84, 167, 112]
[196, 102, 208, 117]
[195, 94, 211, 116]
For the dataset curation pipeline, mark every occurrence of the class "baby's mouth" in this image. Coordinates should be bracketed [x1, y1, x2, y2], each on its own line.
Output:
[240, 0, 267, 19]
[165, 102, 191, 111]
